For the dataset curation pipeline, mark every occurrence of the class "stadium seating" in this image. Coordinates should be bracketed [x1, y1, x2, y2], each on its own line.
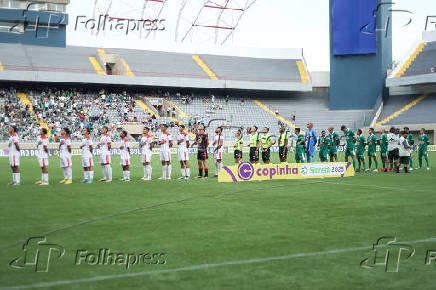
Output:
[380, 94, 436, 125]
[402, 41, 436, 77]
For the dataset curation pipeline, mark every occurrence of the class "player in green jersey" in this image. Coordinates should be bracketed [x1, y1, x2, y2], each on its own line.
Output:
[417, 128, 430, 170]
[355, 129, 366, 172]
[404, 127, 415, 170]
[366, 128, 378, 172]
[318, 130, 329, 162]
[341, 125, 356, 170]
[328, 127, 340, 162]
[233, 129, 243, 164]
[294, 127, 306, 163]
[259, 127, 274, 164]
[379, 128, 388, 172]
[278, 126, 289, 163]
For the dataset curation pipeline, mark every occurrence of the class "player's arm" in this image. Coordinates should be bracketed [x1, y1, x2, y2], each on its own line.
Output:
[127, 143, 130, 155]
[14, 142, 20, 152]
[186, 139, 190, 148]
[107, 141, 111, 150]
[169, 137, 173, 147]
[267, 137, 274, 149]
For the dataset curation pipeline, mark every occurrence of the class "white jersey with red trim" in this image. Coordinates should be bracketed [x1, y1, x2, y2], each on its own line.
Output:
[37, 136, 49, 159]
[59, 137, 71, 158]
[177, 133, 189, 151]
[214, 134, 224, 153]
[120, 138, 130, 160]
[99, 134, 111, 156]
[81, 136, 93, 158]
[8, 134, 20, 155]
[159, 132, 172, 152]
[141, 135, 153, 155]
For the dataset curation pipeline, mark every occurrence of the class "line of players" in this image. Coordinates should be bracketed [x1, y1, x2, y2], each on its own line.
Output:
[7, 123, 431, 185]
[234, 125, 430, 174]
[7, 123, 224, 185]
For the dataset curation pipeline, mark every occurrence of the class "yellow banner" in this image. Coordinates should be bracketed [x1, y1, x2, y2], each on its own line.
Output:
[218, 162, 355, 183]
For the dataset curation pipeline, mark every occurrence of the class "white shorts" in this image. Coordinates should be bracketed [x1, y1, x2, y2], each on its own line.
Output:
[60, 156, 72, 168]
[142, 151, 152, 164]
[178, 149, 189, 161]
[99, 153, 111, 165]
[160, 150, 171, 162]
[9, 154, 20, 167]
[120, 158, 130, 166]
[82, 155, 94, 168]
[214, 151, 224, 161]
[38, 157, 49, 168]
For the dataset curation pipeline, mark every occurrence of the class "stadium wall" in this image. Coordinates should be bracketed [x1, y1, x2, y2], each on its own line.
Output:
[0, 8, 68, 47]
[329, 0, 392, 110]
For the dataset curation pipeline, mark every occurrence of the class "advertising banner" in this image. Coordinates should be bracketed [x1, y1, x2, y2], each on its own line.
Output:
[219, 162, 355, 183]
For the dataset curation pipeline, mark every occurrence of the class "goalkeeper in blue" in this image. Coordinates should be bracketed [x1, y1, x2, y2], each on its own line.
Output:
[305, 122, 317, 163]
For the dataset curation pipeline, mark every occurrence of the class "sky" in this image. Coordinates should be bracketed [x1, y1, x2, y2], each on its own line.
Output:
[67, 0, 436, 72]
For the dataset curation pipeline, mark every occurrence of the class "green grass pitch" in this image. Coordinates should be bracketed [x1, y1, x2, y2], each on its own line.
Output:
[0, 153, 435, 289]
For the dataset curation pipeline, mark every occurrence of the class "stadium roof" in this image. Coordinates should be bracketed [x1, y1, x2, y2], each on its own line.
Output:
[0, 43, 312, 92]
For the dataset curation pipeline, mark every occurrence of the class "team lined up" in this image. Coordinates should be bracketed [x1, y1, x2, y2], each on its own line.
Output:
[7, 123, 224, 185]
[7, 123, 431, 185]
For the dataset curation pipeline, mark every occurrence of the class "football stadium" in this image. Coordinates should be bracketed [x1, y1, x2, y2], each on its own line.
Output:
[1, 0, 436, 289]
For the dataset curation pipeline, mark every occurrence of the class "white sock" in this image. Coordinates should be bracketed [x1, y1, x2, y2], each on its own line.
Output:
[215, 163, 219, 174]
[84, 171, 88, 180]
[12, 173, 16, 183]
[167, 165, 172, 179]
[106, 165, 112, 180]
[186, 168, 190, 178]
[162, 165, 167, 178]
[125, 171, 130, 180]
[218, 162, 222, 174]
[146, 165, 152, 178]
[102, 166, 107, 179]
[62, 168, 66, 179]
[181, 168, 186, 177]
[67, 167, 72, 180]
[143, 166, 148, 178]
[41, 173, 44, 182]
[43, 173, 49, 183]
[89, 171, 94, 180]
[15, 173, 20, 184]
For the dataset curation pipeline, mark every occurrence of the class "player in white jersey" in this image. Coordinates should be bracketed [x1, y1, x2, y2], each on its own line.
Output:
[387, 127, 400, 172]
[140, 127, 153, 181]
[8, 126, 20, 186]
[59, 128, 72, 184]
[98, 126, 112, 183]
[177, 125, 190, 179]
[158, 124, 173, 180]
[35, 128, 49, 186]
[212, 127, 224, 178]
[120, 130, 131, 182]
[80, 128, 94, 183]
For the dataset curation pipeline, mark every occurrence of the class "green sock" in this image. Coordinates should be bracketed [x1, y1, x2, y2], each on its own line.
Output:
[374, 160, 378, 169]
[409, 158, 413, 168]
[389, 160, 393, 169]
[425, 156, 429, 167]
[358, 161, 361, 170]
[419, 157, 422, 168]
[368, 159, 372, 169]
[353, 160, 356, 170]
[363, 161, 366, 170]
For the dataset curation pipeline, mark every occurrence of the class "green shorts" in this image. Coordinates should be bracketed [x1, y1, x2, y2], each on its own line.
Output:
[380, 151, 388, 158]
[419, 150, 428, 157]
[319, 152, 328, 160]
[329, 148, 338, 157]
[357, 152, 365, 159]
[345, 148, 355, 157]
[295, 152, 305, 163]
[368, 151, 376, 157]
